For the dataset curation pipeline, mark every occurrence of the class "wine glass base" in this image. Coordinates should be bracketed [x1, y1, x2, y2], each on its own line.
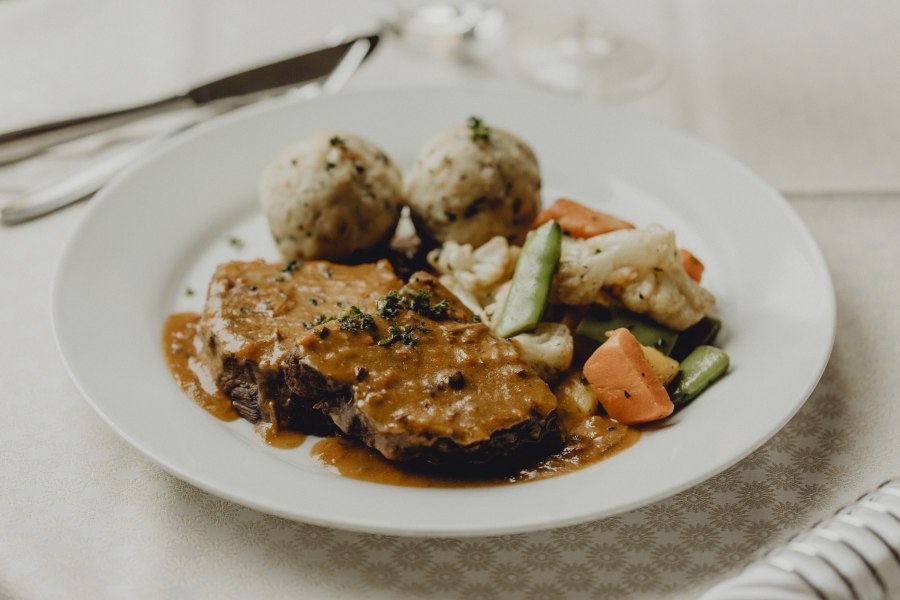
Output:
[513, 26, 666, 102]
[386, 1, 504, 55]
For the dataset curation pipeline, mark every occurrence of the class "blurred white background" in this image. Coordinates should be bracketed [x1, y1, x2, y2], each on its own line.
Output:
[3, 0, 899, 194]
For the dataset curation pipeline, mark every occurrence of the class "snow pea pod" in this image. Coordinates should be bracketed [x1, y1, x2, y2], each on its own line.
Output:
[576, 306, 679, 355]
[494, 220, 562, 338]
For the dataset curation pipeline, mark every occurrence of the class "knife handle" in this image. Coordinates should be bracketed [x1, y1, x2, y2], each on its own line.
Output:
[0, 95, 194, 166]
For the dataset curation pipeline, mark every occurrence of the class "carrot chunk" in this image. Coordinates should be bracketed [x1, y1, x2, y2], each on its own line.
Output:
[679, 248, 704, 283]
[582, 328, 674, 424]
[533, 198, 634, 238]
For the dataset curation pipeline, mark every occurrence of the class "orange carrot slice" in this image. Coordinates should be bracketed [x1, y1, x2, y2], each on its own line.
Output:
[534, 198, 634, 238]
[582, 328, 674, 424]
[679, 248, 704, 283]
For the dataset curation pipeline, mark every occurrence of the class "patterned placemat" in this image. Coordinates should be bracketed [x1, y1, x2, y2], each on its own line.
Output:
[16, 362, 861, 599]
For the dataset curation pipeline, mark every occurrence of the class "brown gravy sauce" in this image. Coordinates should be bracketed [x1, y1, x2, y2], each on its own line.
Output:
[163, 313, 238, 422]
[163, 312, 307, 448]
[258, 422, 307, 449]
[311, 417, 639, 488]
[163, 313, 639, 485]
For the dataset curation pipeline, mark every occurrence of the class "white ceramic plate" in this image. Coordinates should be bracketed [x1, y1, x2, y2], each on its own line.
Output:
[53, 86, 835, 537]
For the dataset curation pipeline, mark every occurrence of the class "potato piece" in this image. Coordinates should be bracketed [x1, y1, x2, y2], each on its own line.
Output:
[641, 345, 680, 385]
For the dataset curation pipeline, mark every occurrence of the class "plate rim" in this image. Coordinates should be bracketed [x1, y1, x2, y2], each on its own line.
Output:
[50, 84, 837, 537]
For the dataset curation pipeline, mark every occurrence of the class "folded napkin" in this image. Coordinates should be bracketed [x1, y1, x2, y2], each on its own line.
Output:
[702, 480, 900, 600]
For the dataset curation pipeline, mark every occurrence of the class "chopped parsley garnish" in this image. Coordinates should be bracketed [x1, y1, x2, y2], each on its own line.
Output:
[375, 289, 451, 321]
[329, 136, 346, 147]
[427, 299, 450, 320]
[228, 236, 245, 250]
[337, 306, 375, 333]
[281, 260, 300, 273]
[467, 116, 491, 142]
[406, 290, 430, 313]
[185, 287, 195, 297]
[376, 291, 401, 319]
[377, 324, 425, 348]
[406, 290, 450, 320]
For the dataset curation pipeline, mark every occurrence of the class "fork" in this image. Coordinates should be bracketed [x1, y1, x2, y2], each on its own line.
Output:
[0, 36, 371, 225]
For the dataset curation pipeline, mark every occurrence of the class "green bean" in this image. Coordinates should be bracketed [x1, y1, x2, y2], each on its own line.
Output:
[668, 345, 729, 409]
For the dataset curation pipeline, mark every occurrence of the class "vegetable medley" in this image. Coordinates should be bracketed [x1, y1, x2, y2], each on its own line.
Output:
[428, 197, 730, 425]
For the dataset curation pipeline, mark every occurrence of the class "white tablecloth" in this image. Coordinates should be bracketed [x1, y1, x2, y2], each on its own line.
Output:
[3, 1, 900, 598]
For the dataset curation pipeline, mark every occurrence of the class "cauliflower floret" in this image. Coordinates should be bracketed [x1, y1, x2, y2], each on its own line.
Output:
[436, 274, 489, 322]
[557, 224, 715, 330]
[428, 236, 520, 322]
[428, 236, 519, 293]
[510, 323, 574, 381]
[620, 266, 714, 331]
[483, 280, 511, 327]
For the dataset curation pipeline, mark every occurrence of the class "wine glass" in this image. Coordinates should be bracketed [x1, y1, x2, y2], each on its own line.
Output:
[510, 6, 667, 102]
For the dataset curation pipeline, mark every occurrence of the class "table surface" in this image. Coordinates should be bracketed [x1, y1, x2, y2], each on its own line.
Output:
[3, 1, 900, 598]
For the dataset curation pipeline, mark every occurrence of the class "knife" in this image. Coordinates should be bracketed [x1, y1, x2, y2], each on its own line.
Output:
[0, 33, 380, 165]
[0, 36, 375, 225]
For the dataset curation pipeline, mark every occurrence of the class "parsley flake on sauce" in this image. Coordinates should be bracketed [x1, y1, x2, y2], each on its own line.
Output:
[376, 291, 401, 319]
[406, 290, 450, 320]
[337, 306, 375, 333]
[376, 289, 451, 321]
[377, 324, 425, 348]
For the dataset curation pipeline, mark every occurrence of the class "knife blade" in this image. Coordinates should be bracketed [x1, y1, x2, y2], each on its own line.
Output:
[0, 33, 380, 165]
[188, 33, 378, 103]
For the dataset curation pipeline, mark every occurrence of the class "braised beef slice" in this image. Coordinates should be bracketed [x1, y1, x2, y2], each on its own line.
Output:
[198, 259, 401, 436]
[284, 272, 560, 465]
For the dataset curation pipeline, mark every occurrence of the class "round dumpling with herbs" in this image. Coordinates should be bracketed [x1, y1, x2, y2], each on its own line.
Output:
[405, 118, 541, 247]
[259, 132, 404, 261]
